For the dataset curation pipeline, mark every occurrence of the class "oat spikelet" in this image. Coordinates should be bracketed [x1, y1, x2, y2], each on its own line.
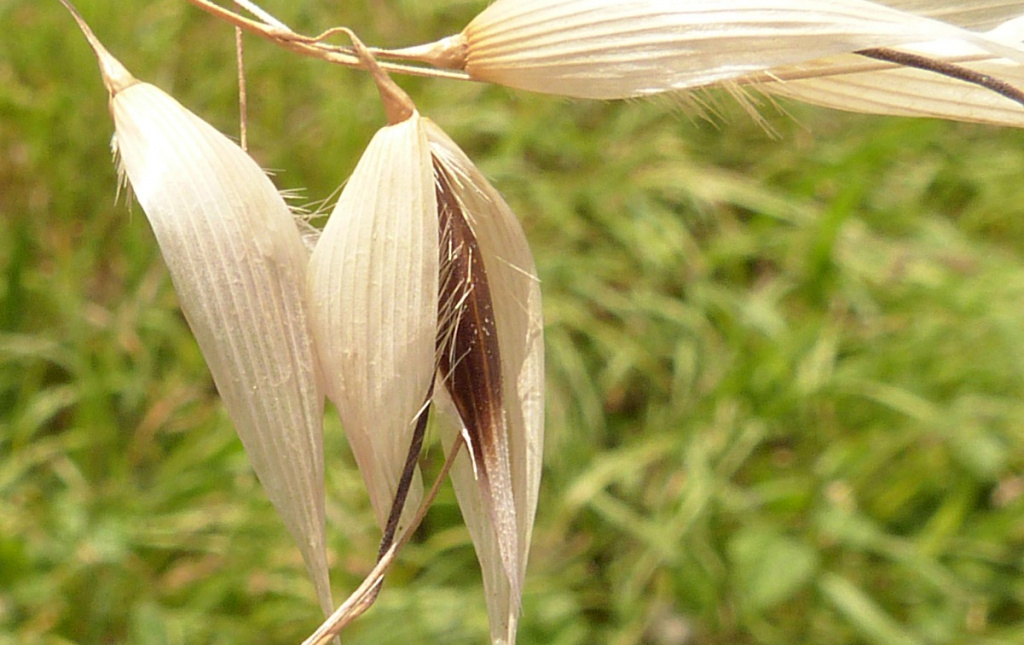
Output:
[306, 36, 544, 643]
[61, 0, 334, 618]
[388, 0, 1024, 126]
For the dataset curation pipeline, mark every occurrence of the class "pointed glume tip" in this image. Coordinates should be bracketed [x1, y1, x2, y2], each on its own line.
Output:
[58, 0, 136, 95]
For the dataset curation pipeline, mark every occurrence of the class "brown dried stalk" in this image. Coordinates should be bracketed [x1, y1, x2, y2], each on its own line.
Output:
[856, 47, 1024, 109]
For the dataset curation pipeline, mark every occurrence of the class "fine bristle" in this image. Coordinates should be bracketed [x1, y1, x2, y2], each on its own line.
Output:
[110, 133, 134, 210]
[659, 82, 788, 138]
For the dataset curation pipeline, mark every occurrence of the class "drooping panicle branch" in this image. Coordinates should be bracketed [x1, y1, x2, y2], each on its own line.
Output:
[179, 0, 471, 80]
[179, 0, 1024, 126]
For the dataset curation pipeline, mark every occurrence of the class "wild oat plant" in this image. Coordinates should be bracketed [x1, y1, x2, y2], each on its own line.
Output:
[5, 1, 1024, 644]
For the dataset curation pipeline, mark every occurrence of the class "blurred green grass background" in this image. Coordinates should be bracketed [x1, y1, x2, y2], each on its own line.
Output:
[4, 1, 1024, 643]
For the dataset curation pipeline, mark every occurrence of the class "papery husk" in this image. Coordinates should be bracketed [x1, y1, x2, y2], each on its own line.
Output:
[306, 114, 436, 536]
[426, 118, 545, 645]
[310, 33, 544, 640]
[877, 0, 1024, 30]
[755, 11, 1024, 127]
[757, 43, 1024, 126]
[445, 0, 1014, 99]
[387, 0, 1024, 118]
[71, 10, 334, 617]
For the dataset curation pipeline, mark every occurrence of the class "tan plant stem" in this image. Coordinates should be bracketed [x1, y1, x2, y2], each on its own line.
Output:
[336, 28, 415, 124]
[301, 435, 466, 645]
[235, 26, 247, 150]
[180, 0, 471, 81]
[233, 0, 290, 30]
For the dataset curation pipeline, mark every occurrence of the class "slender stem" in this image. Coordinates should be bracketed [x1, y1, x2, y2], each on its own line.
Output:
[234, 26, 247, 150]
[856, 47, 1024, 109]
[336, 27, 416, 124]
[233, 0, 290, 30]
[180, 0, 471, 81]
[301, 435, 465, 645]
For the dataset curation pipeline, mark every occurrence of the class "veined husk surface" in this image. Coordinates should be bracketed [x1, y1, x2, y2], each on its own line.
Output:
[758, 42, 1024, 126]
[456, 0, 1017, 96]
[78, 27, 334, 617]
[306, 104, 544, 645]
[306, 115, 436, 537]
[876, 0, 1024, 29]
[396, 0, 1024, 126]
